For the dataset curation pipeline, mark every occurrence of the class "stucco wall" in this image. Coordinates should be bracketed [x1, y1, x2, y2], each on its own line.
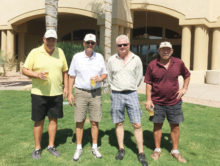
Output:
[131, 0, 220, 22]
[0, 0, 103, 28]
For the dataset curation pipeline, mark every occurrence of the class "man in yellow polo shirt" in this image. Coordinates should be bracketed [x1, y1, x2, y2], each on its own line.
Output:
[22, 29, 68, 159]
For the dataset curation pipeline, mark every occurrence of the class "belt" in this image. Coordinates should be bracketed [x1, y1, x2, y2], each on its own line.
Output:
[112, 90, 135, 94]
[76, 87, 100, 93]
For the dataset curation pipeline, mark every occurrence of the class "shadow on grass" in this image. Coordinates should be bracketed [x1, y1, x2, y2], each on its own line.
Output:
[143, 130, 172, 152]
[72, 128, 105, 148]
[41, 128, 73, 149]
[105, 128, 138, 154]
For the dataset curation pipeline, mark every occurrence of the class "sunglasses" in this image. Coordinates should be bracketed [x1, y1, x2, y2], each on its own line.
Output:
[86, 41, 96, 45]
[117, 43, 129, 47]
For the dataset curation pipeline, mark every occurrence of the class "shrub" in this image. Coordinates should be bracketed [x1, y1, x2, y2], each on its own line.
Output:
[57, 42, 104, 67]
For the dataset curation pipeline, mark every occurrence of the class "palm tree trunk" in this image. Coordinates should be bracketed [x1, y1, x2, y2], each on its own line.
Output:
[45, 0, 58, 31]
[104, 0, 112, 60]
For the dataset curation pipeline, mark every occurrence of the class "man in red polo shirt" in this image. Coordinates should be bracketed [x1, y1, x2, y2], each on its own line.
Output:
[144, 41, 190, 163]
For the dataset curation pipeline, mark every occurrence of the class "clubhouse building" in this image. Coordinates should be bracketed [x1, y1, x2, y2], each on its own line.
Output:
[0, 0, 220, 84]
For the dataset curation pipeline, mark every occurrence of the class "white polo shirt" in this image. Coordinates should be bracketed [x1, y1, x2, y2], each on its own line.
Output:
[68, 51, 107, 90]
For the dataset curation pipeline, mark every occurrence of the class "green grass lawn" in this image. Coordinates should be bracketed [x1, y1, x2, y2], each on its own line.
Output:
[0, 90, 220, 166]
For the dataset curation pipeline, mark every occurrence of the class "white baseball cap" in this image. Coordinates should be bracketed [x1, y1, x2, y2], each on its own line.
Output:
[84, 34, 96, 42]
[159, 41, 172, 49]
[44, 29, 57, 39]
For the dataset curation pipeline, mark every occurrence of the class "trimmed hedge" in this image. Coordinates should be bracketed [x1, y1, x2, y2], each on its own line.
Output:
[57, 42, 104, 67]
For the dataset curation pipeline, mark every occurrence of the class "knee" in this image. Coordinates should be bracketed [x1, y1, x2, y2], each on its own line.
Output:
[90, 121, 98, 127]
[132, 123, 142, 129]
[76, 121, 85, 128]
[116, 122, 123, 128]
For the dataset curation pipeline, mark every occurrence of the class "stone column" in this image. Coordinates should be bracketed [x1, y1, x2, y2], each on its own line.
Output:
[181, 26, 191, 69]
[124, 28, 131, 39]
[6, 30, 15, 60]
[193, 25, 209, 70]
[211, 28, 220, 70]
[118, 26, 124, 35]
[111, 25, 119, 54]
[18, 32, 25, 62]
[99, 25, 105, 54]
[1, 30, 7, 56]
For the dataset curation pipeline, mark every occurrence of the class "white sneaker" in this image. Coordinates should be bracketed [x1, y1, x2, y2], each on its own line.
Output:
[72, 149, 82, 161]
[92, 148, 102, 159]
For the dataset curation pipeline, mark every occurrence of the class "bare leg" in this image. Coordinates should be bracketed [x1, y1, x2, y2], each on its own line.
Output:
[115, 122, 124, 149]
[153, 123, 163, 148]
[33, 119, 45, 149]
[90, 121, 99, 144]
[76, 121, 85, 145]
[133, 123, 144, 153]
[170, 124, 179, 150]
[48, 117, 57, 147]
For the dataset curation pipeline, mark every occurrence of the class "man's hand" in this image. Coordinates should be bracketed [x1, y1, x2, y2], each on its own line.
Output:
[63, 88, 68, 98]
[68, 93, 74, 106]
[94, 75, 102, 82]
[176, 88, 187, 99]
[145, 100, 154, 110]
[37, 72, 48, 80]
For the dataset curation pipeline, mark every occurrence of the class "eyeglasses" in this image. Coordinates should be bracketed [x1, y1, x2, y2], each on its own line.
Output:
[117, 43, 129, 47]
[86, 41, 96, 45]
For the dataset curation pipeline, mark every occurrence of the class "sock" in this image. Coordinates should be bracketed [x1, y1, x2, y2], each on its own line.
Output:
[154, 148, 161, 152]
[92, 144, 98, 149]
[171, 149, 179, 154]
[35, 148, 41, 151]
[76, 144, 82, 150]
[47, 145, 54, 149]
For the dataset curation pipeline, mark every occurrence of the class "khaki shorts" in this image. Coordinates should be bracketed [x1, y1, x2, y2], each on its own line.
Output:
[74, 88, 102, 122]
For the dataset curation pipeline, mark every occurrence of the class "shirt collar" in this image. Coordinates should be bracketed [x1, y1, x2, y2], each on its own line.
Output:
[116, 52, 134, 59]
[39, 44, 58, 56]
[156, 56, 175, 67]
[83, 50, 96, 59]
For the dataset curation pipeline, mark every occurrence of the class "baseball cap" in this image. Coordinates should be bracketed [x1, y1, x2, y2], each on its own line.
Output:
[84, 34, 96, 42]
[159, 41, 172, 49]
[44, 29, 57, 39]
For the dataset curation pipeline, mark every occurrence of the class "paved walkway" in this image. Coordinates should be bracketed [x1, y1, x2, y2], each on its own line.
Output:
[1, 73, 220, 108]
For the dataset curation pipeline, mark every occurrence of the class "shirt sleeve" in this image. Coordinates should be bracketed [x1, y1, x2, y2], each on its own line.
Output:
[59, 48, 68, 72]
[144, 63, 153, 85]
[107, 58, 113, 85]
[180, 61, 190, 79]
[68, 54, 76, 76]
[136, 56, 143, 87]
[23, 49, 36, 70]
[99, 54, 108, 75]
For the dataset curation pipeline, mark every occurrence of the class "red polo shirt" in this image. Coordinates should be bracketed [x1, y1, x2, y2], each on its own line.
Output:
[144, 57, 190, 106]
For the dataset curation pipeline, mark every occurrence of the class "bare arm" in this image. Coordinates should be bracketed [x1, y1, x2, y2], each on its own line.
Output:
[63, 71, 68, 98]
[68, 76, 75, 106]
[22, 67, 47, 80]
[145, 83, 154, 110]
[94, 74, 107, 82]
[177, 76, 190, 99]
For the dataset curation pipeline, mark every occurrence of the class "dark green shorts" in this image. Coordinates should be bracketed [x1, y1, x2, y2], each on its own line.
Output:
[152, 101, 184, 124]
[31, 94, 63, 122]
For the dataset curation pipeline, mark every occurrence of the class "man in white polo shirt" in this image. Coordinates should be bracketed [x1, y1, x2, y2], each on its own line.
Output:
[68, 34, 107, 161]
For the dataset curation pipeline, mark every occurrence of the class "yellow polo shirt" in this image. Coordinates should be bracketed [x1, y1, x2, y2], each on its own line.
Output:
[23, 45, 68, 96]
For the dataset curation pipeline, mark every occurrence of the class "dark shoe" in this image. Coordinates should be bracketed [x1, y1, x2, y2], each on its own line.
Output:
[138, 153, 148, 166]
[47, 146, 60, 157]
[32, 149, 41, 159]
[115, 148, 125, 160]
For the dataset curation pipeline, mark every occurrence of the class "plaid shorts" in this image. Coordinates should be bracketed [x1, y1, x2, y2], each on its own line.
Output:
[110, 91, 142, 124]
